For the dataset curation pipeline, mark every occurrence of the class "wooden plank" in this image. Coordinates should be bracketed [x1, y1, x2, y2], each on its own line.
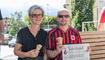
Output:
[91, 46, 105, 50]
[80, 33, 105, 36]
[81, 35, 105, 39]
[91, 58, 105, 60]
[90, 54, 105, 59]
[90, 50, 105, 55]
[88, 42, 105, 46]
[82, 39, 105, 43]
[82, 38, 105, 40]
[79, 31, 105, 35]
[80, 32, 105, 34]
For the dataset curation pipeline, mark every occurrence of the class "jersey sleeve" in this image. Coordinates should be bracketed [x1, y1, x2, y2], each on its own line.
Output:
[46, 32, 54, 50]
[76, 32, 82, 44]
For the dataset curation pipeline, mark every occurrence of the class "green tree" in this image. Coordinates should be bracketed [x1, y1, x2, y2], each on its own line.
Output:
[41, 15, 48, 25]
[24, 15, 31, 26]
[8, 12, 26, 37]
[23, 15, 57, 28]
[48, 16, 57, 25]
[71, 0, 95, 31]
[41, 15, 57, 26]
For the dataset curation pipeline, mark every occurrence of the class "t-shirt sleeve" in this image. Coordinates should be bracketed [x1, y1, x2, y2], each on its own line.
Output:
[0, 10, 3, 20]
[100, 8, 105, 23]
[76, 32, 82, 44]
[16, 30, 23, 44]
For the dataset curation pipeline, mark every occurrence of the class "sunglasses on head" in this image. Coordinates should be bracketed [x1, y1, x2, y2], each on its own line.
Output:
[58, 15, 70, 18]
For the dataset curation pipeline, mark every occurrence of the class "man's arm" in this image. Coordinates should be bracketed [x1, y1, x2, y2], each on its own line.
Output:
[43, 47, 48, 60]
[14, 43, 39, 58]
[46, 49, 59, 58]
[0, 9, 4, 34]
[46, 43, 62, 58]
[14, 43, 27, 58]
[0, 10, 4, 44]
[0, 20, 4, 33]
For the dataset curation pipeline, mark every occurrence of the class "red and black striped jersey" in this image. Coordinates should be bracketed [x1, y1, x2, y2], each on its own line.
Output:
[46, 26, 82, 60]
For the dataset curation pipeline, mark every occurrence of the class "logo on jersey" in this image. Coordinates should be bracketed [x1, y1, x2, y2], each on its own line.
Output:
[71, 35, 75, 40]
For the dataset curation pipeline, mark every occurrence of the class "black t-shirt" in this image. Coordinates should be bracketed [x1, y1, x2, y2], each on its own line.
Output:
[16, 27, 47, 59]
[0, 10, 2, 20]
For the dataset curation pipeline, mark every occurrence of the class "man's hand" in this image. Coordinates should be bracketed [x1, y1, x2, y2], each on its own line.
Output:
[56, 43, 62, 54]
[46, 43, 63, 58]
[26, 49, 40, 58]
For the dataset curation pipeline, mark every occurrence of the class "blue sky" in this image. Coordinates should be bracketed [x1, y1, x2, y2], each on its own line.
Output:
[0, 0, 65, 18]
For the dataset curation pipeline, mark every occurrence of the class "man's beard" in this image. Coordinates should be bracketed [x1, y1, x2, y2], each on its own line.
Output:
[59, 21, 70, 26]
[59, 22, 67, 26]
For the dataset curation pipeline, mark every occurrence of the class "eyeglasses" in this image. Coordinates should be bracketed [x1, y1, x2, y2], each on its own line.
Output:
[30, 14, 42, 18]
[58, 15, 70, 18]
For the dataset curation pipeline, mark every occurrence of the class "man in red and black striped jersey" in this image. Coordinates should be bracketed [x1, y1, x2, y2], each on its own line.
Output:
[46, 10, 82, 60]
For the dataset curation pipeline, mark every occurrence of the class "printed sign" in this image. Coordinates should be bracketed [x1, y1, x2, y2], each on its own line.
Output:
[62, 44, 90, 60]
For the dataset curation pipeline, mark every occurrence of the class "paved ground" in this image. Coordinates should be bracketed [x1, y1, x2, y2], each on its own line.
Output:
[0, 45, 17, 60]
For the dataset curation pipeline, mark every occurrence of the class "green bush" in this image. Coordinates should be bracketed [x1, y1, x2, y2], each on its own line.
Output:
[71, 0, 95, 31]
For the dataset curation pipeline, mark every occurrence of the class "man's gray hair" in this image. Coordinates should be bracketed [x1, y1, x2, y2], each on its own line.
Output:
[28, 5, 44, 16]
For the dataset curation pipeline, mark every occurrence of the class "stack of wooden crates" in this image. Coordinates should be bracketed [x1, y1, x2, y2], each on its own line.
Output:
[79, 31, 105, 60]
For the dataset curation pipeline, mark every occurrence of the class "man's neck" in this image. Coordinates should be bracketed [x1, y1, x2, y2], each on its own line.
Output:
[59, 25, 69, 32]
[30, 24, 40, 30]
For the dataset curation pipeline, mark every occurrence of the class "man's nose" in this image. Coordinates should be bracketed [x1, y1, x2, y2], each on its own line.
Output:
[62, 16, 66, 20]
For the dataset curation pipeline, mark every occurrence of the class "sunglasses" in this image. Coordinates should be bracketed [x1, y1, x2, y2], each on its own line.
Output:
[58, 15, 70, 18]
